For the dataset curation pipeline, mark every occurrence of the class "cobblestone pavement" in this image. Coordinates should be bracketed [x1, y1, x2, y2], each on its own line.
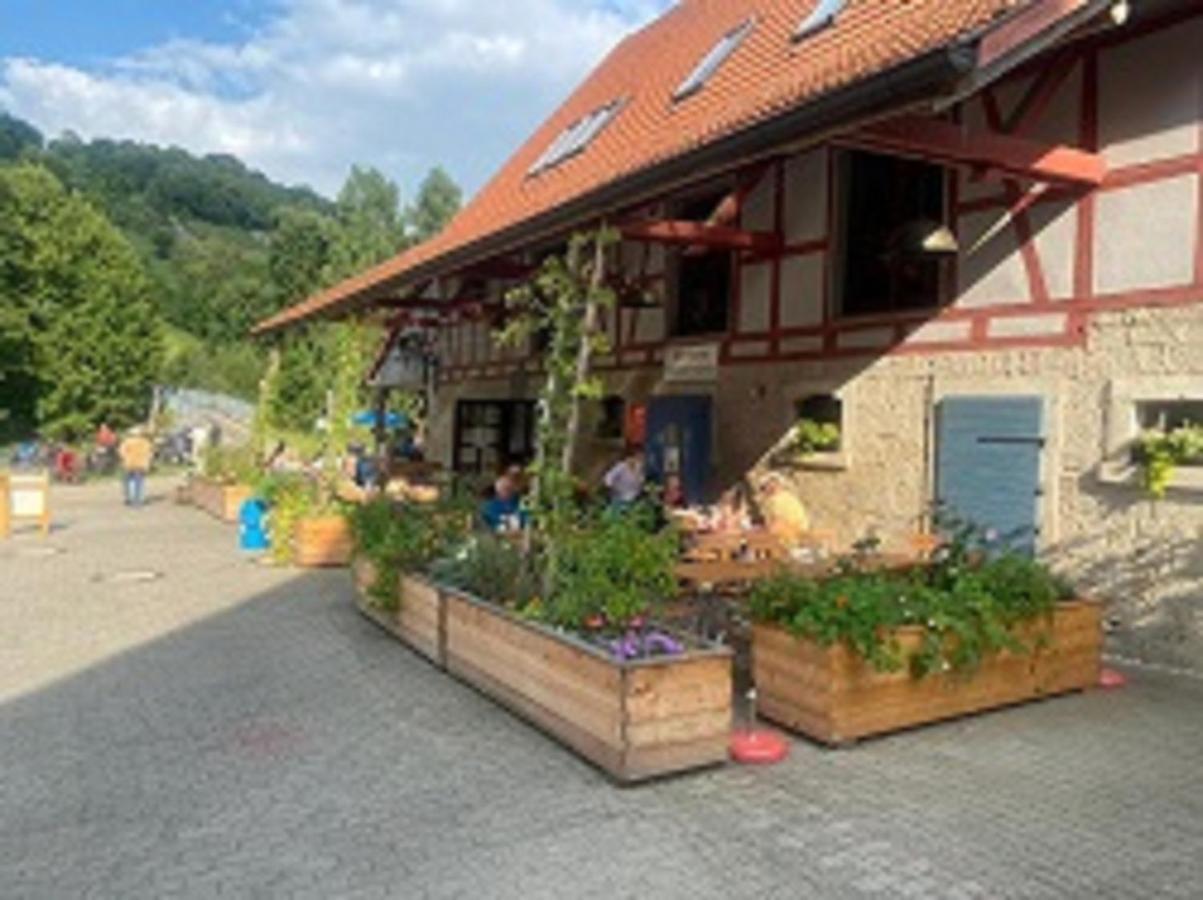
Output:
[3, 481, 1203, 899]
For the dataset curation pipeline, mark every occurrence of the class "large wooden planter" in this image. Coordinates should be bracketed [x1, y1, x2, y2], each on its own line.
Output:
[190, 477, 252, 523]
[443, 591, 733, 783]
[294, 515, 353, 568]
[753, 600, 1102, 745]
[350, 558, 444, 666]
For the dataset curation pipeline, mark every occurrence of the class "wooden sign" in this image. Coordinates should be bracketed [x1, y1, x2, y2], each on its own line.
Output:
[1, 471, 51, 538]
[664, 343, 720, 383]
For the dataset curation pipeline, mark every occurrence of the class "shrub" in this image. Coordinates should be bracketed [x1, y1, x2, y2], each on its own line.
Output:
[749, 551, 1074, 679]
[429, 533, 537, 609]
[544, 503, 679, 631]
[347, 496, 472, 609]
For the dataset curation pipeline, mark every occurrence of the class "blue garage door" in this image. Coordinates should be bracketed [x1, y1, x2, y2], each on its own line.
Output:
[936, 396, 1044, 555]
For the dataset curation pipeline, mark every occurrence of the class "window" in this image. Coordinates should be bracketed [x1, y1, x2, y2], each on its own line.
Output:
[674, 18, 755, 102]
[795, 0, 846, 41]
[528, 100, 623, 176]
[1133, 400, 1203, 467]
[673, 191, 733, 337]
[794, 394, 843, 453]
[837, 150, 949, 318]
[453, 400, 537, 474]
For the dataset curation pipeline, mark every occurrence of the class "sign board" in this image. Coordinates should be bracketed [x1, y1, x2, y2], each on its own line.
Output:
[371, 341, 427, 390]
[664, 343, 720, 383]
[1, 471, 51, 538]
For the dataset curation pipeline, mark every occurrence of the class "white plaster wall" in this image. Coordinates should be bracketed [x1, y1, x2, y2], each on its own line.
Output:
[1098, 18, 1203, 168]
[1095, 173, 1199, 295]
[741, 172, 776, 232]
[1030, 198, 1078, 300]
[783, 149, 827, 244]
[957, 209, 1029, 307]
[779, 253, 824, 328]
[738, 261, 772, 333]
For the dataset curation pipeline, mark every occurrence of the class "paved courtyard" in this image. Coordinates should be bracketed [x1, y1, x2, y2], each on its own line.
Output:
[2, 480, 1202, 899]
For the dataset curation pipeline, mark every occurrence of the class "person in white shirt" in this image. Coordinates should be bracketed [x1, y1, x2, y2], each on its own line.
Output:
[603, 450, 646, 506]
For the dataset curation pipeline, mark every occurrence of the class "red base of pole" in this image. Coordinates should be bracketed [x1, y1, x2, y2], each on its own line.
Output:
[730, 730, 790, 765]
[1099, 668, 1128, 690]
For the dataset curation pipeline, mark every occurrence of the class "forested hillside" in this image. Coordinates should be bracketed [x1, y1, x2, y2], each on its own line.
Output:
[0, 111, 462, 440]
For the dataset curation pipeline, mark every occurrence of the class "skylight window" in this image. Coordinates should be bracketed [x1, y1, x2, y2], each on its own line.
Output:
[794, 0, 846, 41]
[528, 100, 624, 176]
[674, 18, 756, 102]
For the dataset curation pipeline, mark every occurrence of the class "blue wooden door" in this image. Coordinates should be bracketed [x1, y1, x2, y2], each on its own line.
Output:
[936, 396, 1044, 555]
[646, 396, 713, 504]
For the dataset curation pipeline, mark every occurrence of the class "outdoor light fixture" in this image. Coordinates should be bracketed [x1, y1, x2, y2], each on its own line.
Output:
[888, 218, 960, 259]
[1110, 1, 1131, 26]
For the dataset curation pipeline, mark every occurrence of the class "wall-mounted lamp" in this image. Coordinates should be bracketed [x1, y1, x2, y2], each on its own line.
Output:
[1110, 1, 1131, 27]
[887, 219, 960, 260]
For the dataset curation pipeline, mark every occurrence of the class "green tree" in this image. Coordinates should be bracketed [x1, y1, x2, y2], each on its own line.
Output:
[0, 113, 43, 161]
[269, 206, 334, 306]
[325, 165, 406, 282]
[408, 166, 462, 242]
[0, 162, 163, 439]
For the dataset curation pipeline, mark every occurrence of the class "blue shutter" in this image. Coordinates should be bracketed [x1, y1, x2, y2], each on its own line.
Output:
[936, 396, 1044, 555]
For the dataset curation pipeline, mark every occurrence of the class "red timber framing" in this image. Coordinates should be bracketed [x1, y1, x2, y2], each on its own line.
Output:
[433, 14, 1203, 385]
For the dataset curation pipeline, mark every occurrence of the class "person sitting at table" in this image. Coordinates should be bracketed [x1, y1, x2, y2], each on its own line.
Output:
[710, 486, 751, 533]
[481, 473, 524, 532]
[759, 473, 811, 548]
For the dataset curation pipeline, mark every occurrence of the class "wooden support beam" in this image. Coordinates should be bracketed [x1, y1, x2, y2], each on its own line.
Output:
[621, 220, 783, 253]
[858, 115, 1106, 187]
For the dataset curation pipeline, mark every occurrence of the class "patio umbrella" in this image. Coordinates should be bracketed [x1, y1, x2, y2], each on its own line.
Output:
[352, 411, 410, 430]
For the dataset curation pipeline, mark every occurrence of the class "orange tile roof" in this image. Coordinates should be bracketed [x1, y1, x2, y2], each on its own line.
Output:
[257, 0, 1096, 333]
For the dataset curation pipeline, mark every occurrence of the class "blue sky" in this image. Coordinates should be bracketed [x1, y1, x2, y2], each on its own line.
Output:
[0, 0, 669, 197]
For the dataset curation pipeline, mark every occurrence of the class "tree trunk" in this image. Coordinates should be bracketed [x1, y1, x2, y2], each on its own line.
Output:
[561, 234, 606, 475]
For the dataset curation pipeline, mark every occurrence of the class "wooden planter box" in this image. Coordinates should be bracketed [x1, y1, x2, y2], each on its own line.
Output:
[443, 591, 733, 783]
[190, 477, 252, 523]
[753, 600, 1102, 745]
[294, 515, 353, 568]
[350, 558, 444, 666]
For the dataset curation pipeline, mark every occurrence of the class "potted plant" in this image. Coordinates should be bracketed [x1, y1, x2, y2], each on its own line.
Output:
[191, 444, 257, 523]
[432, 506, 732, 783]
[748, 537, 1102, 745]
[346, 494, 473, 663]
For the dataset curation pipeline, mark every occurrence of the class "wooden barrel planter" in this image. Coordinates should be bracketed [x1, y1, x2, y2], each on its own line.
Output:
[190, 478, 252, 523]
[443, 591, 733, 783]
[753, 600, 1103, 746]
[294, 515, 353, 568]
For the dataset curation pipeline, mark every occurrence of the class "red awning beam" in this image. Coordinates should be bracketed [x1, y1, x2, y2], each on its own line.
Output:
[620, 220, 783, 253]
[855, 115, 1106, 187]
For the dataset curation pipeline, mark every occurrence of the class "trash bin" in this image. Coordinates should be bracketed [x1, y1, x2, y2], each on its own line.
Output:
[239, 498, 270, 553]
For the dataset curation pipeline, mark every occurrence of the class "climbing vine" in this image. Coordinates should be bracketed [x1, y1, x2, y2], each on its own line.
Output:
[497, 227, 619, 591]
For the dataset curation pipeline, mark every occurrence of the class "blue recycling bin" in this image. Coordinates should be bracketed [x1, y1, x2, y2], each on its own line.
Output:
[239, 498, 271, 553]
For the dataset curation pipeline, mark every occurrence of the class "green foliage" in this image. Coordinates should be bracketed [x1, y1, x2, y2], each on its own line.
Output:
[749, 538, 1074, 678]
[1136, 425, 1203, 499]
[200, 443, 260, 486]
[544, 504, 679, 631]
[324, 165, 407, 282]
[408, 166, 462, 242]
[0, 113, 43, 160]
[789, 418, 841, 457]
[349, 496, 474, 609]
[0, 162, 163, 440]
[257, 473, 326, 566]
[430, 532, 537, 609]
[499, 229, 619, 590]
[270, 207, 334, 305]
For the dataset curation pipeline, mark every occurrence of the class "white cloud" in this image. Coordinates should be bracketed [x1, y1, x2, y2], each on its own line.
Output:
[0, 0, 671, 197]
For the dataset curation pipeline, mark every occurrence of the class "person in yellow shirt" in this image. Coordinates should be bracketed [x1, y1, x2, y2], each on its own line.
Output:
[759, 473, 811, 549]
[118, 427, 153, 507]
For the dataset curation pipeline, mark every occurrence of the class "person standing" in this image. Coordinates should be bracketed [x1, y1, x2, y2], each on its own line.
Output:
[118, 427, 153, 507]
[603, 449, 646, 507]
